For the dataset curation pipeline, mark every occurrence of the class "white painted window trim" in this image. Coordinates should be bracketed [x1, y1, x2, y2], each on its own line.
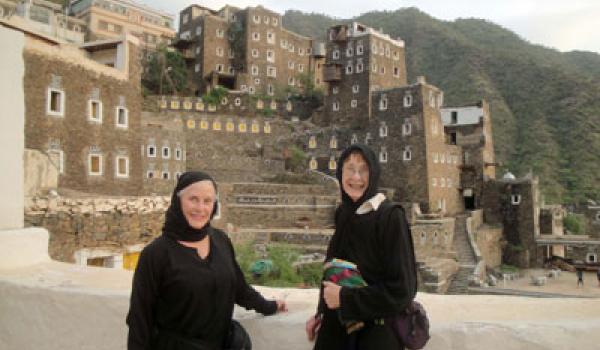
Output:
[47, 149, 64, 174]
[47, 88, 65, 117]
[147, 145, 156, 158]
[115, 155, 129, 178]
[175, 148, 182, 160]
[511, 194, 521, 205]
[115, 106, 128, 128]
[88, 99, 103, 123]
[88, 153, 103, 176]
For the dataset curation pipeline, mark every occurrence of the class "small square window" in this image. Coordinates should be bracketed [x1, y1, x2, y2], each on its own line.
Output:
[115, 156, 129, 178]
[88, 100, 103, 123]
[116, 107, 128, 128]
[162, 171, 170, 180]
[146, 170, 155, 179]
[175, 148, 182, 160]
[47, 88, 65, 116]
[162, 147, 170, 159]
[147, 145, 156, 157]
[89, 154, 103, 175]
[511, 194, 521, 205]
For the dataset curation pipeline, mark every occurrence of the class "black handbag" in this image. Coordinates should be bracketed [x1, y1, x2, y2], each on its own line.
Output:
[386, 300, 430, 350]
[223, 319, 252, 350]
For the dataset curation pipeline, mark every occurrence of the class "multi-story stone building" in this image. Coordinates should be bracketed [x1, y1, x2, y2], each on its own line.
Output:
[68, 0, 175, 50]
[10, 0, 87, 44]
[19, 18, 144, 195]
[176, 4, 324, 97]
[441, 100, 496, 210]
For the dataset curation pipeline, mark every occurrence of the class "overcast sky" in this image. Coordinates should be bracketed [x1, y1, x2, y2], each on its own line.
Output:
[145, 0, 600, 53]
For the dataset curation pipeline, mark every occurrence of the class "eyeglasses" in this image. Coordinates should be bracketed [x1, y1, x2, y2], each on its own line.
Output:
[342, 166, 369, 178]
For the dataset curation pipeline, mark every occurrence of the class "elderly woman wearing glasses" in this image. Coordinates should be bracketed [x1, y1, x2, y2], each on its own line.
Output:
[306, 144, 418, 350]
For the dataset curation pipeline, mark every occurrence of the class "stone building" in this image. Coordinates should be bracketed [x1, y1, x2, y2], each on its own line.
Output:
[176, 4, 324, 97]
[140, 111, 186, 195]
[68, 0, 175, 50]
[19, 19, 144, 195]
[323, 22, 407, 126]
[441, 100, 496, 210]
[9, 0, 87, 44]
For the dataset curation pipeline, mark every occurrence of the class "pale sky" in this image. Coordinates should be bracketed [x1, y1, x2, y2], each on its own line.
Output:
[145, 0, 600, 54]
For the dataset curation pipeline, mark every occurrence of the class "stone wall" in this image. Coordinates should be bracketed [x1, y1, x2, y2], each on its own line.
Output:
[24, 195, 169, 263]
[412, 218, 456, 261]
[24, 148, 59, 196]
[474, 225, 503, 268]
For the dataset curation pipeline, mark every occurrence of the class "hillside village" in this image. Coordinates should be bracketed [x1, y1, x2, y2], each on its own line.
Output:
[1, 0, 599, 293]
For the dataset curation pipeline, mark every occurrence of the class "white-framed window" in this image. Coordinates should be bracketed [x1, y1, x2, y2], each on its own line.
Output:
[380, 66, 386, 74]
[182, 13, 189, 24]
[332, 49, 340, 60]
[288, 44, 295, 53]
[393, 50, 399, 60]
[195, 26, 202, 36]
[162, 146, 170, 159]
[403, 147, 412, 161]
[404, 94, 412, 107]
[332, 86, 339, 94]
[254, 78, 261, 85]
[194, 63, 200, 72]
[216, 28, 224, 37]
[263, 16, 269, 24]
[115, 107, 128, 128]
[240, 85, 247, 92]
[288, 77, 295, 86]
[440, 153, 445, 164]
[332, 101, 340, 111]
[88, 99, 103, 123]
[346, 62, 353, 74]
[267, 31, 275, 44]
[266, 50, 275, 62]
[288, 61, 295, 69]
[264, 121, 271, 134]
[88, 153, 103, 176]
[586, 253, 597, 264]
[432, 177, 437, 187]
[251, 120, 260, 133]
[351, 134, 358, 144]
[234, 97, 241, 106]
[379, 147, 388, 163]
[298, 64, 304, 72]
[47, 88, 65, 116]
[251, 48, 259, 57]
[115, 156, 129, 178]
[371, 42, 378, 54]
[329, 136, 337, 149]
[364, 132, 372, 145]
[403, 120, 412, 136]
[253, 15, 260, 23]
[379, 95, 388, 110]
[146, 170, 155, 179]
[162, 171, 170, 180]
[216, 64, 224, 73]
[252, 32, 260, 41]
[273, 17, 278, 26]
[352, 84, 359, 93]
[385, 46, 391, 57]
[299, 48, 305, 56]
[175, 147, 182, 160]
[393, 67, 400, 77]
[147, 144, 156, 157]
[346, 46, 354, 57]
[356, 61, 364, 73]
[429, 91, 436, 108]
[372, 62, 377, 73]
[267, 66, 277, 77]
[351, 99, 357, 108]
[511, 194, 521, 205]
[356, 44, 363, 55]
[216, 47, 224, 57]
[47, 149, 64, 174]
[309, 157, 317, 170]
[280, 39, 287, 48]
[267, 84, 274, 96]
[379, 122, 388, 137]
[251, 65, 259, 75]
[248, 86, 255, 94]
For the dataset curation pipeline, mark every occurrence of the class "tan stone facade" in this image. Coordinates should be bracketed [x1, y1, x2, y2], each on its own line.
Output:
[23, 33, 143, 195]
[69, 0, 175, 49]
[177, 4, 319, 97]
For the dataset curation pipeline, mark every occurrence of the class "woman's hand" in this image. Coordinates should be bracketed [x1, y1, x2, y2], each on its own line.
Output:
[275, 299, 288, 313]
[322, 281, 341, 309]
[305, 314, 322, 341]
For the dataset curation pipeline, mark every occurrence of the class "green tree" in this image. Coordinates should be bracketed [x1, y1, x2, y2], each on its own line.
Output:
[563, 214, 586, 234]
[142, 46, 188, 95]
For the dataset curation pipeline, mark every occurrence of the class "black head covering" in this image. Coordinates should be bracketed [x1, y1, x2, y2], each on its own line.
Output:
[335, 143, 381, 211]
[162, 171, 219, 242]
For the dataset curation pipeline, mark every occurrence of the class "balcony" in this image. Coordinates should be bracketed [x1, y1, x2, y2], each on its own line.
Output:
[323, 63, 342, 82]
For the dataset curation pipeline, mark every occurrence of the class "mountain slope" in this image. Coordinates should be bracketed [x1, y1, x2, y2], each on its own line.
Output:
[283, 8, 600, 203]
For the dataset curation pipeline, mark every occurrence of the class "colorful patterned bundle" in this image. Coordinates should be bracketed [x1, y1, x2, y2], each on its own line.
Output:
[323, 258, 368, 334]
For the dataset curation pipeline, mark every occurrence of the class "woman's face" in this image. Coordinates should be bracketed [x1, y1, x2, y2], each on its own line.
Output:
[179, 180, 216, 229]
[341, 152, 370, 202]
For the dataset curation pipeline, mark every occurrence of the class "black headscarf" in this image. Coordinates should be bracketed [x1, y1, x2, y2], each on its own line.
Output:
[335, 144, 381, 217]
[162, 171, 219, 242]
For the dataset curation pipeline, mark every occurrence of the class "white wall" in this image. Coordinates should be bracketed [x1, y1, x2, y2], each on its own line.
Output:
[0, 24, 25, 230]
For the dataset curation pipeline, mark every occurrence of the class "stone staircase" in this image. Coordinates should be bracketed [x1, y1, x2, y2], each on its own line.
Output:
[447, 215, 477, 294]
